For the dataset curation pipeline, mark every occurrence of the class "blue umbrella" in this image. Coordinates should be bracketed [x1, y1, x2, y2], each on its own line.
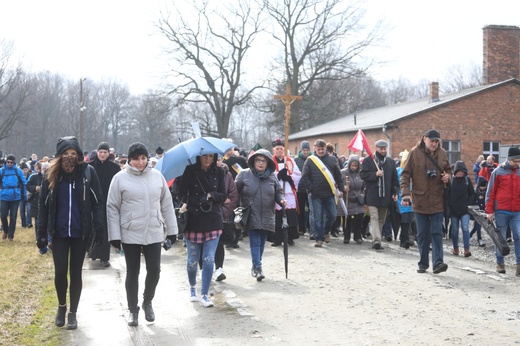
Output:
[155, 137, 237, 182]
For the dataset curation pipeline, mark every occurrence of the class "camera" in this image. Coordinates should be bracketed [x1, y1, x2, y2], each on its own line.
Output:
[427, 169, 437, 179]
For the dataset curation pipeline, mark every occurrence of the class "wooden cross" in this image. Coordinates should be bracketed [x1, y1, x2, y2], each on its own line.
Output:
[274, 84, 302, 156]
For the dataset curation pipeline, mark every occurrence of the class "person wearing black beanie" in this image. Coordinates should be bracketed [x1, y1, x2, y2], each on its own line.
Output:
[1, 153, 26, 241]
[106, 141, 177, 326]
[36, 135, 105, 330]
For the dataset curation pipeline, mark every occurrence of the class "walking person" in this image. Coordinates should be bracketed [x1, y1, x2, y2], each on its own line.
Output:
[36, 136, 105, 329]
[88, 142, 121, 267]
[448, 161, 475, 257]
[470, 176, 487, 247]
[107, 142, 177, 326]
[301, 139, 344, 247]
[271, 138, 300, 247]
[27, 162, 48, 252]
[360, 140, 399, 250]
[177, 153, 227, 307]
[235, 149, 286, 281]
[294, 140, 312, 236]
[485, 146, 520, 275]
[1, 154, 27, 241]
[400, 129, 452, 274]
[19, 162, 32, 228]
[343, 155, 366, 245]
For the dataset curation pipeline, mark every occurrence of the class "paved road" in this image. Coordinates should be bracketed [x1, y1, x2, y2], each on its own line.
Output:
[62, 234, 520, 345]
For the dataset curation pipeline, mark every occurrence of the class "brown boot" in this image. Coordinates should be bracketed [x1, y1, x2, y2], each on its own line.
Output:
[496, 264, 506, 274]
[452, 247, 459, 256]
[464, 248, 471, 257]
[516, 264, 520, 277]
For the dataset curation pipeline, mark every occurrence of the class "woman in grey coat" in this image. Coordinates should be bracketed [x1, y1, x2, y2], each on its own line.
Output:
[235, 149, 286, 281]
[344, 155, 366, 244]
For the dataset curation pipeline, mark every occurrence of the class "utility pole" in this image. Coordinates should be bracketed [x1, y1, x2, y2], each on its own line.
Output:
[274, 84, 302, 156]
[79, 78, 87, 148]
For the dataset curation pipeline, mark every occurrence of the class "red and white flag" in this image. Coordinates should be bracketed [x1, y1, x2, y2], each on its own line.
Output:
[347, 129, 373, 158]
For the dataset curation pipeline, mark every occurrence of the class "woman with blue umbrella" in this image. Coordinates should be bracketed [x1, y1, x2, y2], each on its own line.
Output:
[178, 153, 227, 307]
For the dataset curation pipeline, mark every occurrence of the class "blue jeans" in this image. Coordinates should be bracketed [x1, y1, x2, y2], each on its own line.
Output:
[415, 212, 444, 270]
[186, 237, 219, 296]
[248, 229, 268, 269]
[494, 211, 520, 264]
[1, 200, 20, 239]
[19, 200, 31, 227]
[310, 196, 337, 241]
[450, 214, 470, 249]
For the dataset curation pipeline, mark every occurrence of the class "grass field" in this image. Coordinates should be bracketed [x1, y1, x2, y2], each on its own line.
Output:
[0, 223, 61, 346]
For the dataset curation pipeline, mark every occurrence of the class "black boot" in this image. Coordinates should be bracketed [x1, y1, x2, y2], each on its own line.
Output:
[128, 311, 139, 326]
[255, 267, 265, 282]
[55, 306, 67, 327]
[67, 312, 77, 330]
[142, 301, 155, 322]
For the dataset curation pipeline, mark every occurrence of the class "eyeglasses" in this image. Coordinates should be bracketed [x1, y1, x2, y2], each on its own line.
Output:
[6, 161, 14, 164]
[255, 158, 267, 163]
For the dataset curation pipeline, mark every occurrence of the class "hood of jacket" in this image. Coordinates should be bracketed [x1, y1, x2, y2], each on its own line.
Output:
[453, 160, 468, 175]
[247, 149, 276, 171]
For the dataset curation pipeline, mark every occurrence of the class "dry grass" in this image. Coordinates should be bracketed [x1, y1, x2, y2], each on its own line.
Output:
[0, 222, 61, 346]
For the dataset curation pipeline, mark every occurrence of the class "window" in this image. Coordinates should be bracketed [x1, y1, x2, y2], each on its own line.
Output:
[483, 141, 500, 162]
[442, 140, 460, 163]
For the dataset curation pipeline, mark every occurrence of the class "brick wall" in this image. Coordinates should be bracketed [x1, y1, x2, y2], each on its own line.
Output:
[483, 25, 520, 84]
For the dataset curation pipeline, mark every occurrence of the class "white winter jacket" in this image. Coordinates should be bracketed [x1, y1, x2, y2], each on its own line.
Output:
[107, 164, 177, 245]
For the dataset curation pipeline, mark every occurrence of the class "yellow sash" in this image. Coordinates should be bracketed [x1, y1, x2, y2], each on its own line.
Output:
[308, 155, 338, 204]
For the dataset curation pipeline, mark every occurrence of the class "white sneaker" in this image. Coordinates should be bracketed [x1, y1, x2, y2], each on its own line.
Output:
[214, 267, 226, 282]
[189, 287, 198, 302]
[200, 295, 214, 308]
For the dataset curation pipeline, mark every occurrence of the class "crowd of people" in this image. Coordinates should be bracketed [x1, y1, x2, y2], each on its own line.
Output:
[1, 128, 520, 331]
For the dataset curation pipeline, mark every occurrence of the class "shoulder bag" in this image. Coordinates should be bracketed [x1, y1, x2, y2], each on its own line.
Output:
[234, 184, 261, 229]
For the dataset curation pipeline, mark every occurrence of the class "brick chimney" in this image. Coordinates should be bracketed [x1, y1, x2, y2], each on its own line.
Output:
[429, 82, 439, 102]
[483, 25, 520, 84]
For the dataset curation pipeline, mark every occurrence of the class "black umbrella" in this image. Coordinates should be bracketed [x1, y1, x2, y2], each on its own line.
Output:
[282, 206, 289, 279]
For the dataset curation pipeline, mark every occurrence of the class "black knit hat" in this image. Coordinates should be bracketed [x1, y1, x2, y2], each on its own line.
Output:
[128, 142, 149, 160]
[6, 154, 15, 162]
[97, 141, 110, 151]
[508, 146, 520, 160]
[156, 146, 164, 155]
[56, 136, 83, 157]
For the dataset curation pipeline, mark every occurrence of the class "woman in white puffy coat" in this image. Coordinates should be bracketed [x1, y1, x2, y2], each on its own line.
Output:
[106, 142, 177, 327]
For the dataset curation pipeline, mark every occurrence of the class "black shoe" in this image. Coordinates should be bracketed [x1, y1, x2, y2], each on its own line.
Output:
[385, 236, 393, 242]
[507, 237, 512, 243]
[128, 312, 139, 326]
[433, 263, 448, 274]
[100, 260, 111, 267]
[232, 244, 240, 249]
[27, 224, 33, 228]
[255, 268, 265, 282]
[309, 235, 316, 240]
[372, 243, 383, 250]
[142, 302, 155, 322]
[331, 232, 339, 238]
[343, 238, 350, 244]
[67, 312, 77, 330]
[271, 242, 282, 247]
[288, 239, 295, 246]
[417, 268, 427, 273]
[55, 306, 67, 327]
[400, 242, 410, 249]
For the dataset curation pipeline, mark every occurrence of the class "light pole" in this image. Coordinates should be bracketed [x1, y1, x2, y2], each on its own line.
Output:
[79, 78, 87, 148]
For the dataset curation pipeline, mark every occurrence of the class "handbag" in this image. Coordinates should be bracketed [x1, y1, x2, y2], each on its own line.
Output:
[356, 193, 365, 205]
[234, 184, 261, 229]
[221, 221, 235, 243]
[175, 208, 188, 234]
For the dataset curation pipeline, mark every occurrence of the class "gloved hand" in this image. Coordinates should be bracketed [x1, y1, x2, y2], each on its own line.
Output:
[93, 233, 104, 247]
[36, 237, 48, 250]
[277, 168, 289, 181]
[166, 235, 177, 244]
[110, 240, 121, 250]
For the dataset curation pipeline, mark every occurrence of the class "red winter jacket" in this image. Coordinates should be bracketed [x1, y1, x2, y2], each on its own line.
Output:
[485, 161, 520, 214]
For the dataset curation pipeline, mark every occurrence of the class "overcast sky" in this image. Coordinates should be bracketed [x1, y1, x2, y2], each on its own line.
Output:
[1, 0, 519, 95]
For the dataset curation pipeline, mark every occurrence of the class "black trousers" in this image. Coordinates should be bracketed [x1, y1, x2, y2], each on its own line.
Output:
[345, 214, 364, 241]
[297, 192, 310, 233]
[122, 242, 162, 312]
[52, 237, 88, 313]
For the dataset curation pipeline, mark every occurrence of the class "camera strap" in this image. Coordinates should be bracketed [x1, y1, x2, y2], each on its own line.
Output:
[424, 151, 444, 173]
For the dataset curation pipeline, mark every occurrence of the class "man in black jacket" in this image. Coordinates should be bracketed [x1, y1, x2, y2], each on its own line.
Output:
[88, 142, 121, 267]
[302, 139, 344, 247]
[360, 140, 399, 250]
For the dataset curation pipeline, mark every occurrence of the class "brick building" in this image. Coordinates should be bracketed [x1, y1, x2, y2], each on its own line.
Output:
[288, 25, 520, 181]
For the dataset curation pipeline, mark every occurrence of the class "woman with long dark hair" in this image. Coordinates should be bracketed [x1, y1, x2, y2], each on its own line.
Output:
[36, 136, 105, 330]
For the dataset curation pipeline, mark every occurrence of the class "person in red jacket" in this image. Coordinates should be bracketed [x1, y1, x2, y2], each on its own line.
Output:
[478, 155, 498, 181]
[485, 146, 520, 275]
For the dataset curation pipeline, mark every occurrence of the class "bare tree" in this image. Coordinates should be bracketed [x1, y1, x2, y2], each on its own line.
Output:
[441, 63, 483, 93]
[0, 40, 34, 142]
[262, 0, 385, 132]
[156, 0, 264, 137]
